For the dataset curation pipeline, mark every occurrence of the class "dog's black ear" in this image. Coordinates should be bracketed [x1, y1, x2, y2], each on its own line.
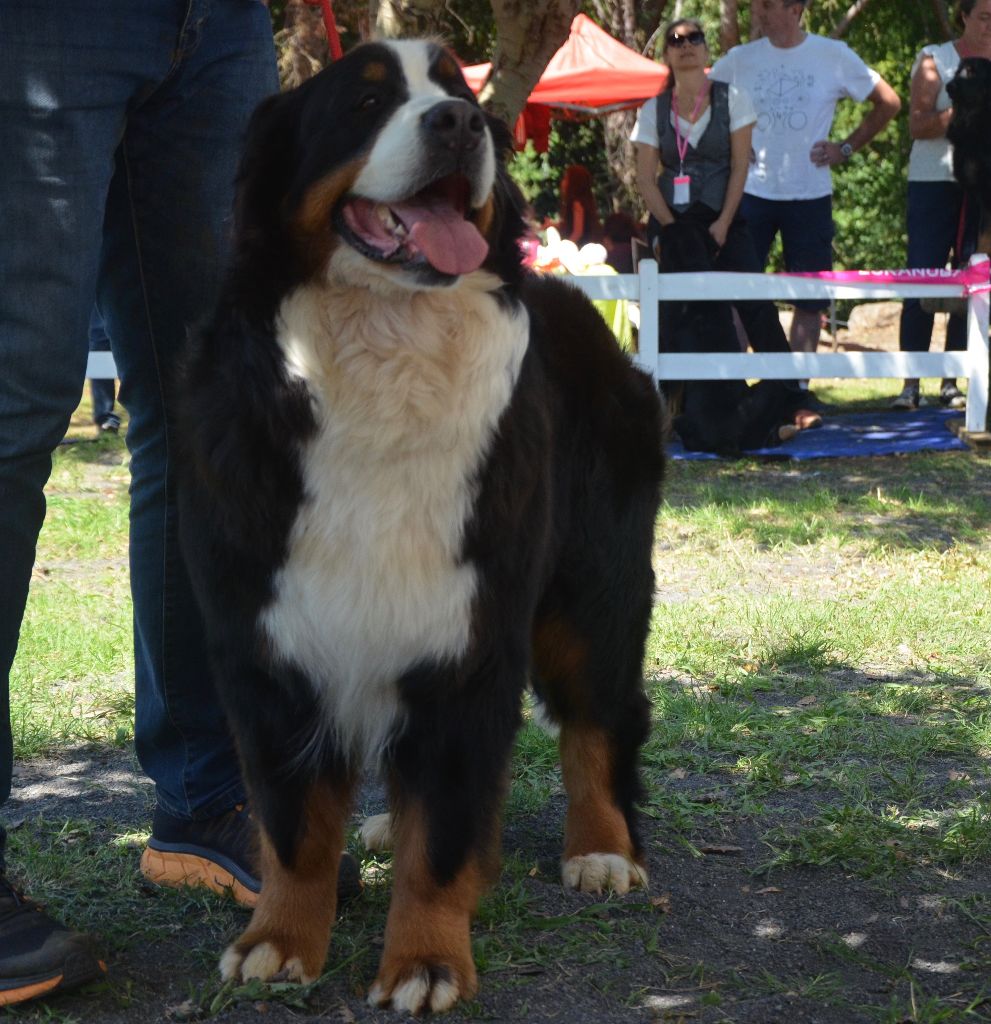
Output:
[232, 89, 303, 250]
[485, 112, 516, 162]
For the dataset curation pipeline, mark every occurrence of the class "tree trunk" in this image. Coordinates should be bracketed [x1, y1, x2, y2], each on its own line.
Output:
[830, 0, 874, 40]
[603, 109, 641, 217]
[719, 0, 740, 53]
[275, 0, 330, 89]
[478, 0, 580, 126]
[370, 0, 448, 38]
[929, 0, 953, 39]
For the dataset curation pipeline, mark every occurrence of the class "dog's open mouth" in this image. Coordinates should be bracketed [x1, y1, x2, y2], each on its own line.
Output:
[336, 174, 489, 277]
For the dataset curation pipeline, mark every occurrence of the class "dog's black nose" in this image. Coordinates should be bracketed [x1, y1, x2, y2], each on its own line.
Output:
[422, 100, 485, 152]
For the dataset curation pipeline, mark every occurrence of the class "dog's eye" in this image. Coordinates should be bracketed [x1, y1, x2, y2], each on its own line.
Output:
[357, 94, 381, 112]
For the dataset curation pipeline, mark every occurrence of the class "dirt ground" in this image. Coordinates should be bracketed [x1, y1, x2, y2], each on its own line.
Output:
[9, 733, 990, 1024]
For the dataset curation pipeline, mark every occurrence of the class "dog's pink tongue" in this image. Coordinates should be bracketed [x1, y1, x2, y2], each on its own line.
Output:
[395, 200, 489, 276]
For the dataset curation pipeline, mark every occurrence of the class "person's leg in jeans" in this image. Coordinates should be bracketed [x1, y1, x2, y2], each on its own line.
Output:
[87, 310, 119, 432]
[896, 180, 963, 407]
[0, 0, 277, 1006]
[0, 0, 134, 1002]
[97, 0, 277, 826]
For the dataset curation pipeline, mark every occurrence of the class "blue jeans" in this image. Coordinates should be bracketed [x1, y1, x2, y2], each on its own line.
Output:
[899, 180, 976, 354]
[88, 311, 117, 427]
[0, 0, 278, 848]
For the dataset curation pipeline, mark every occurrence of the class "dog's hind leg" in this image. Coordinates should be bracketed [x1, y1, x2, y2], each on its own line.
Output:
[534, 613, 652, 894]
[532, 505, 656, 895]
[220, 774, 355, 984]
[359, 811, 394, 852]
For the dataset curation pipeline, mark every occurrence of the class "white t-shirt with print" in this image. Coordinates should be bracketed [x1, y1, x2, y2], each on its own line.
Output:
[907, 40, 959, 183]
[630, 82, 757, 151]
[709, 34, 879, 200]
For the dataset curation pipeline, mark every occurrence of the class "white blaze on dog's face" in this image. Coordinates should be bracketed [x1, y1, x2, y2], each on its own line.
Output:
[313, 40, 498, 289]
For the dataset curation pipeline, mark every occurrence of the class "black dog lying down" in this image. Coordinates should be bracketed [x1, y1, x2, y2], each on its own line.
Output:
[657, 220, 810, 456]
[948, 56, 991, 257]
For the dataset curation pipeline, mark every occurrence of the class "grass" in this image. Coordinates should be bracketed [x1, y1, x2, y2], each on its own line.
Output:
[6, 379, 991, 1022]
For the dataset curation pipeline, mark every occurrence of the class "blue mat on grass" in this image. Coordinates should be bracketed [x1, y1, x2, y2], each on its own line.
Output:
[669, 406, 969, 460]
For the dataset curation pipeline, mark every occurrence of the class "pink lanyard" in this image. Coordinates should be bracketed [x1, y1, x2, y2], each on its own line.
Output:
[672, 83, 710, 172]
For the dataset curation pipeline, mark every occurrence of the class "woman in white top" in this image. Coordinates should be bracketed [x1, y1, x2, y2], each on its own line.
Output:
[893, 0, 991, 411]
[630, 19, 821, 454]
[631, 17, 795, 359]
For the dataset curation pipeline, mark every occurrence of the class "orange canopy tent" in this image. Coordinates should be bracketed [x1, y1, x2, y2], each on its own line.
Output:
[462, 14, 669, 150]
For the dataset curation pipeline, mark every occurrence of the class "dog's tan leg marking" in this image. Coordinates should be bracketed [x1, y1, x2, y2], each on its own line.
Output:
[368, 804, 482, 1014]
[359, 812, 394, 852]
[559, 724, 648, 895]
[220, 780, 351, 985]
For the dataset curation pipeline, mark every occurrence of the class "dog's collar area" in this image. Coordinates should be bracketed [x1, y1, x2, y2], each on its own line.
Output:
[334, 174, 489, 277]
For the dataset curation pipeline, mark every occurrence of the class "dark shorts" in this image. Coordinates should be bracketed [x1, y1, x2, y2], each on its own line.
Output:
[740, 194, 835, 311]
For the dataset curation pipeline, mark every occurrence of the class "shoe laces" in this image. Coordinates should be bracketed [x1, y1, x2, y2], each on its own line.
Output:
[0, 875, 46, 921]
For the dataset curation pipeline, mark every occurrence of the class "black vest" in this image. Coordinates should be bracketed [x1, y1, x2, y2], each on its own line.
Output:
[654, 80, 731, 213]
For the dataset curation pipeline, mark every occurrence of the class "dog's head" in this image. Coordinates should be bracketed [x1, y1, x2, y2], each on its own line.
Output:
[947, 56, 991, 113]
[947, 57, 991, 196]
[657, 219, 717, 274]
[232, 40, 525, 301]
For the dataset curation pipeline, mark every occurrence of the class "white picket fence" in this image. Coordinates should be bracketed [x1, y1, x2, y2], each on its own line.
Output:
[84, 256, 991, 435]
[569, 255, 991, 436]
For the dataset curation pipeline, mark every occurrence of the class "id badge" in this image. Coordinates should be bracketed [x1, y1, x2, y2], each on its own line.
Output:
[673, 175, 691, 206]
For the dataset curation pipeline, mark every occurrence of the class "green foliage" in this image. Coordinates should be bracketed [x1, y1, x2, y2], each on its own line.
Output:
[546, 0, 956, 271]
[509, 118, 614, 225]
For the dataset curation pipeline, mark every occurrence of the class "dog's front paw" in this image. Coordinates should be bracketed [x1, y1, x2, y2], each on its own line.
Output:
[220, 938, 319, 985]
[368, 959, 476, 1014]
[561, 853, 648, 895]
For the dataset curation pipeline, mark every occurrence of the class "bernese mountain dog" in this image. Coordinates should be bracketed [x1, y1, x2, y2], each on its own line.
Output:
[178, 39, 664, 1014]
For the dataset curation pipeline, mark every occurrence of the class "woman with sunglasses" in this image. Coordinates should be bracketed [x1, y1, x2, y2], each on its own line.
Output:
[631, 17, 796, 360]
[630, 18, 818, 448]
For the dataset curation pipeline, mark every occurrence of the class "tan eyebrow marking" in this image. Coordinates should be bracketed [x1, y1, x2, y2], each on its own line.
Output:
[362, 61, 388, 82]
[436, 54, 459, 79]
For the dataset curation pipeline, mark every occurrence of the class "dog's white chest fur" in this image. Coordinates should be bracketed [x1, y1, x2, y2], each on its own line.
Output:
[261, 277, 528, 762]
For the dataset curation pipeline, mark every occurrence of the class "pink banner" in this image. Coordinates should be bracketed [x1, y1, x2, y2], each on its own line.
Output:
[780, 262, 991, 290]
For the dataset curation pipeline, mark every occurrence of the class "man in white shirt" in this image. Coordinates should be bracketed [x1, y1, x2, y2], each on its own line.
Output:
[709, 0, 901, 373]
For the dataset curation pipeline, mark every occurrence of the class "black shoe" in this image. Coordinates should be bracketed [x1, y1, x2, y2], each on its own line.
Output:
[96, 414, 120, 434]
[141, 803, 362, 908]
[939, 383, 966, 409]
[0, 873, 105, 1007]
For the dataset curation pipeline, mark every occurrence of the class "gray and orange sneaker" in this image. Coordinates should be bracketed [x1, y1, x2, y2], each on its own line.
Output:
[0, 873, 106, 1007]
[140, 803, 362, 907]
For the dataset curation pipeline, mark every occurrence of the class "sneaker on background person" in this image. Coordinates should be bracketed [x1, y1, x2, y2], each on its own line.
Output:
[939, 380, 966, 409]
[140, 803, 363, 908]
[891, 382, 921, 410]
[0, 872, 106, 1007]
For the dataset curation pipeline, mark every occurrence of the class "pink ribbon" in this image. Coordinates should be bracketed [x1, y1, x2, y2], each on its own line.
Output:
[779, 263, 991, 292]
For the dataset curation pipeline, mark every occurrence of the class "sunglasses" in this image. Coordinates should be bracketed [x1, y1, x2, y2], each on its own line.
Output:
[667, 29, 706, 48]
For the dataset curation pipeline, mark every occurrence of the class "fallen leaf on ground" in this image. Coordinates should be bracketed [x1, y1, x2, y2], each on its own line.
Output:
[700, 844, 743, 855]
[651, 893, 673, 913]
[756, 886, 782, 895]
[797, 695, 817, 706]
[669, 767, 688, 780]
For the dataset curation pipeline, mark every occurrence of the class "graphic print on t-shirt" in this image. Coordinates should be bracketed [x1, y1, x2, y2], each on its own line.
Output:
[751, 66, 813, 134]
